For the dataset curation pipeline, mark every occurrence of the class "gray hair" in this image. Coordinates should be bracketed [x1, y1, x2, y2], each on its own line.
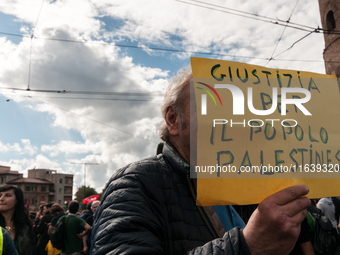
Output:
[159, 67, 192, 141]
[91, 200, 100, 209]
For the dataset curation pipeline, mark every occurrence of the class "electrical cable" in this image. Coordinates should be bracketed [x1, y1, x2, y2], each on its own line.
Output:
[0, 32, 29, 38]
[0, 86, 164, 97]
[272, 31, 314, 59]
[27, 0, 45, 90]
[265, 0, 300, 66]
[37, 36, 271, 59]
[33, 0, 45, 34]
[27, 96, 159, 144]
[27, 36, 33, 90]
[184, 0, 316, 30]
[25, 96, 161, 101]
[175, 0, 340, 35]
[175, 0, 313, 33]
[1, 30, 336, 63]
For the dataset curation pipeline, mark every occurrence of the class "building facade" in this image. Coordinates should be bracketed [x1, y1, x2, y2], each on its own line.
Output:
[27, 169, 73, 206]
[0, 166, 23, 186]
[318, 0, 340, 77]
[7, 177, 54, 209]
[0, 166, 73, 210]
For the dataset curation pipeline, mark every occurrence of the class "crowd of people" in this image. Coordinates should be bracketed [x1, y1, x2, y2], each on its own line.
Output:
[0, 182, 339, 254]
[0, 184, 99, 255]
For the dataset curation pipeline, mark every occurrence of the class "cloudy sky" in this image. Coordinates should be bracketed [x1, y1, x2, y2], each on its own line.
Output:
[0, 0, 328, 194]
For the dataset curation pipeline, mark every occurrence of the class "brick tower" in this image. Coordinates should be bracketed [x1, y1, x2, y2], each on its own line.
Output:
[318, 0, 340, 77]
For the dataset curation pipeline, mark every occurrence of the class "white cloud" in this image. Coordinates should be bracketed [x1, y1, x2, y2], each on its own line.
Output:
[0, 140, 37, 155]
[91, 0, 324, 72]
[0, 154, 60, 177]
[41, 140, 102, 157]
[21, 139, 38, 156]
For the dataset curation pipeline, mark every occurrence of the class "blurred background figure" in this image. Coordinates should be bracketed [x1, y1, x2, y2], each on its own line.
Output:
[35, 203, 53, 255]
[46, 203, 67, 255]
[317, 197, 338, 228]
[0, 185, 36, 255]
[80, 202, 93, 221]
[1, 227, 19, 255]
[83, 200, 100, 254]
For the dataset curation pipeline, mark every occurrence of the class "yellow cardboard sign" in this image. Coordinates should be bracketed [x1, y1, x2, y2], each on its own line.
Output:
[191, 57, 340, 206]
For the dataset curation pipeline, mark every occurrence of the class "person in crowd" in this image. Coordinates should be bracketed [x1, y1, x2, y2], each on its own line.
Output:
[46, 203, 67, 255]
[0, 185, 36, 255]
[318, 197, 338, 228]
[79, 201, 93, 252]
[80, 202, 93, 221]
[47, 203, 67, 235]
[35, 204, 45, 226]
[58, 200, 91, 255]
[90, 68, 311, 254]
[289, 216, 314, 255]
[318, 197, 340, 249]
[331, 197, 340, 231]
[29, 212, 36, 224]
[35, 202, 53, 255]
[83, 201, 100, 254]
[0, 227, 19, 255]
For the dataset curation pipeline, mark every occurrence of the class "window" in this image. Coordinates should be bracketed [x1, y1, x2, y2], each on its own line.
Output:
[64, 187, 72, 194]
[0, 177, 4, 184]
[26, 186, 31, 192]
[58, 200, 61, 204]
[41, 186, 46, 192]
[59, 178, 63, 184]
[327, 11, 336, 32]
[32, 186, 37, 191]
[59, 188, 62, 194]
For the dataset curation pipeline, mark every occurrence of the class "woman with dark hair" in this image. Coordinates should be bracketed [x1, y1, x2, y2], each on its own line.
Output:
[0, 185, 36, 255]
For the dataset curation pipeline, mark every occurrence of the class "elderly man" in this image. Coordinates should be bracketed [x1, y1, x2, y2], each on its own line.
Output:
[90, 68, 310, 254]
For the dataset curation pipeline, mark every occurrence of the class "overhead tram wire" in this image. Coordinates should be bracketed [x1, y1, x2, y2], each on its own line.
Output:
[0, 30, 338, 64]
[0, 93, 162, 102]
[271, 31, 314, 60]
[28, 96, 159, 145]
[174, 0, 340, 35]
[24, 96, 162, 101]
[0, 31, 327, 63]
[0, 31, 269, 60]
[0, 26, 338, 64]
[36, 36, 271, 60]
[0, 32, 30, 38]
[0, 1, 338, 36]
[265, 0, 300, 66]
[0, 86, 164, 97]
[183, 0, 316, 31]
[175, 0, 313, 33]
[27, 0, 45, 91]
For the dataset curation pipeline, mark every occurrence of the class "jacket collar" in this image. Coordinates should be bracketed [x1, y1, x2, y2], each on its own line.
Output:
[162, 142, 190, 178]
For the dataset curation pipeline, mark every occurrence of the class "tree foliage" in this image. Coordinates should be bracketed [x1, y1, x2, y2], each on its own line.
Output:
[75, 185, 98, 209]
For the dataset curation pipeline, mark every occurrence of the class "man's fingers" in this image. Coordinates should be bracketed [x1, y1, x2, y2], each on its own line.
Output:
[282, 197, 311, 217]
[289, 209, 308, 228]
[269, 185, 309, 206]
